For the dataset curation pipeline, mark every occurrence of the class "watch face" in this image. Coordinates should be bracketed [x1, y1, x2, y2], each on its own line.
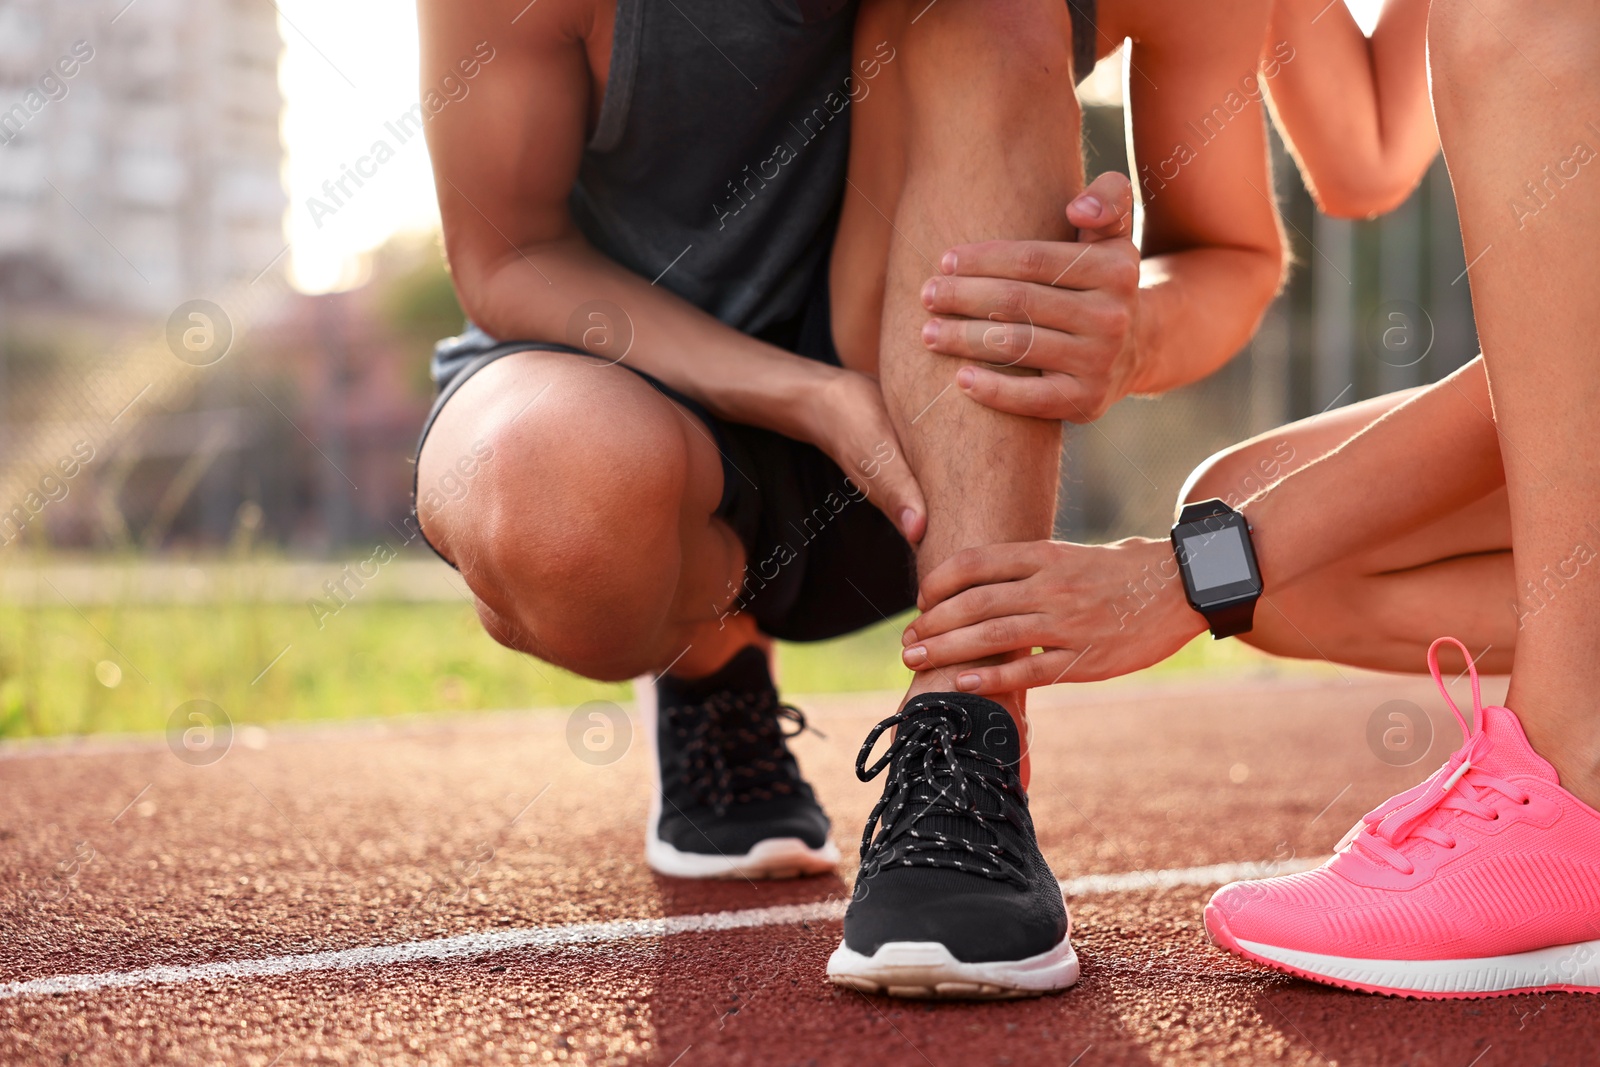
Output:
[1173, 512, 1261, 609]
[1179, 526, 1253, 591]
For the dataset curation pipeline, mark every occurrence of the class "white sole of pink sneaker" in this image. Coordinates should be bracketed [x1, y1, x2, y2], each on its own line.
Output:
[1207, 905, 1600, 998]
[824, 936, 1080, 1000]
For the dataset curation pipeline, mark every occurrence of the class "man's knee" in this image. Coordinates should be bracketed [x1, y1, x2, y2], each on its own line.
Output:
[422, 358, 694, 679]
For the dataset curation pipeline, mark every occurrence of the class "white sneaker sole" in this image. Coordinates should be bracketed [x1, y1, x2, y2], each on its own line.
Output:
[1231, 934, 1600, 998]
[646, 827, 840, 880]
[825, 935, 1080, 999]
[636, 674, 838, 880]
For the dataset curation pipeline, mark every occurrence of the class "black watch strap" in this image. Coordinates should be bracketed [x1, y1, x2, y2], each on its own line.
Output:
[1178, 499, 1232, 524]
[1204, 598, 1256, 639]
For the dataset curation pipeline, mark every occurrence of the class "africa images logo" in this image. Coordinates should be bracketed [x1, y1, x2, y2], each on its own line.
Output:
[0, 40, 94, 146]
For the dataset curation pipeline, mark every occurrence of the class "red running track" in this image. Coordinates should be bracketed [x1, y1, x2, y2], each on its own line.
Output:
[2, 671, 1596, 1065]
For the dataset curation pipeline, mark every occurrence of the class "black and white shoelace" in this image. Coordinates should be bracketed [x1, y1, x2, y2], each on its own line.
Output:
[854, 701, 1028, 887]
[662, 691, 810, 814]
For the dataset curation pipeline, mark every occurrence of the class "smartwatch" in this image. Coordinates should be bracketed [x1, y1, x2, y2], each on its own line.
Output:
[1170, 499, 1262, 639]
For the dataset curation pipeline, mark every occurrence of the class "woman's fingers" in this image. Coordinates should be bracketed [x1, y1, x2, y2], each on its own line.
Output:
[903, 613, 1060, 670]
[957, 366, 1100, 421]
[916, 542, 1052, 612]
[936, 235, 1127, 290]
[923, 272, 1123, 329]
[922, 316, 1084, 370]
[1067, 171, 1135, 240]
[951, 648, 1092, 695]
[908, 580, 1037, 644]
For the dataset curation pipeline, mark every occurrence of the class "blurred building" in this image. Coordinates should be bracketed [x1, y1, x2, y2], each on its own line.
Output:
[0, 0, 310, 557]
[0, 0, 286, 314]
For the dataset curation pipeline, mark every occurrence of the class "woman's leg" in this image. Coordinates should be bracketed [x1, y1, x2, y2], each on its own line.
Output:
[1182, 384, 1515, 674]
[1428, 0, 1600, 808]
[1204, 11, 1600, 992]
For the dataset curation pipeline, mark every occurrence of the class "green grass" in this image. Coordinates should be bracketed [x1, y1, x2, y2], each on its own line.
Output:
[0, 588, 1303, 741]
[1, 598, 621, 739]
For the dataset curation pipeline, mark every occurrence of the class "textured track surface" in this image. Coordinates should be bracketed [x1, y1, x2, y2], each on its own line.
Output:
[4, 670, 1597, 1065]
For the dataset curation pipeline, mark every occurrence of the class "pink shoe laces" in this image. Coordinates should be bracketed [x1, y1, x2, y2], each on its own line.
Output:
[1341, 637, 1533, 875]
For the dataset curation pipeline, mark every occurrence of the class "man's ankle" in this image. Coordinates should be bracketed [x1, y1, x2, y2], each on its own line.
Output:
[902, 669, 1029, 785]
[664, 618, 769, 681]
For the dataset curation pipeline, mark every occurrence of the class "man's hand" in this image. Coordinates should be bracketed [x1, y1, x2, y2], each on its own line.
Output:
[918, 171, 1140, 423]
[802, 368, 928, 544]
[900, 536, 1206, 692]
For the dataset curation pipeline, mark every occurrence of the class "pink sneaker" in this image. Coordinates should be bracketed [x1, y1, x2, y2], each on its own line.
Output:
[1205, 637, 1600, 998]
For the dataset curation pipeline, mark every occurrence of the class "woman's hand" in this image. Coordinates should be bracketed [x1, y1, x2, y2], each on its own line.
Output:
[902, 537, 1208, 693]
[799, 367, 927, 544]
[919, 172, 1142, 423]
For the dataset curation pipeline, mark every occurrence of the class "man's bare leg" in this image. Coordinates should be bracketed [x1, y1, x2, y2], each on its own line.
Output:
[420, 352, 840, 879]
[1430, 0, 1600, 809]
[836, 0, 1081, 757]
[823, 0, 1087, 1001]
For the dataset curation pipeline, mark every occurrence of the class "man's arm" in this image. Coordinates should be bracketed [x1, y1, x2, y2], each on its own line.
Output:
[1263, 0, 1437, 219]
[417, 0, 925, 538]
[920, 0, 1286, 419]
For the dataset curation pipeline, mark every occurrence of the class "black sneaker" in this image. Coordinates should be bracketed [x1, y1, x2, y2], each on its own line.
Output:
[826, 693, 1078, 998]
[644, 646, 839, 879]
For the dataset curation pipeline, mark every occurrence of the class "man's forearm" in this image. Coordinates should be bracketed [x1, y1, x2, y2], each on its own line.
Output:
[1128, 245, 1282, 396]
[463, 234, 833, 443]
[457, 231, 928, 542]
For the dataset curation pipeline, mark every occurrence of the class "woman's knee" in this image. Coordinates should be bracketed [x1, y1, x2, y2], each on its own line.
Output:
[1178, 387, 1421, 519]
[1178, 436, 1301, 517]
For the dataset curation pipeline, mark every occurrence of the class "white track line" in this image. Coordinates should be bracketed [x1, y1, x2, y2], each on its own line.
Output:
[0, 857, 1325, 1001]
[1061, 857, 1321, 896]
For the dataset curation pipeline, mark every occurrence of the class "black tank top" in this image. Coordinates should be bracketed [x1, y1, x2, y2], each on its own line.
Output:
[569, 0, 1099, 337]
